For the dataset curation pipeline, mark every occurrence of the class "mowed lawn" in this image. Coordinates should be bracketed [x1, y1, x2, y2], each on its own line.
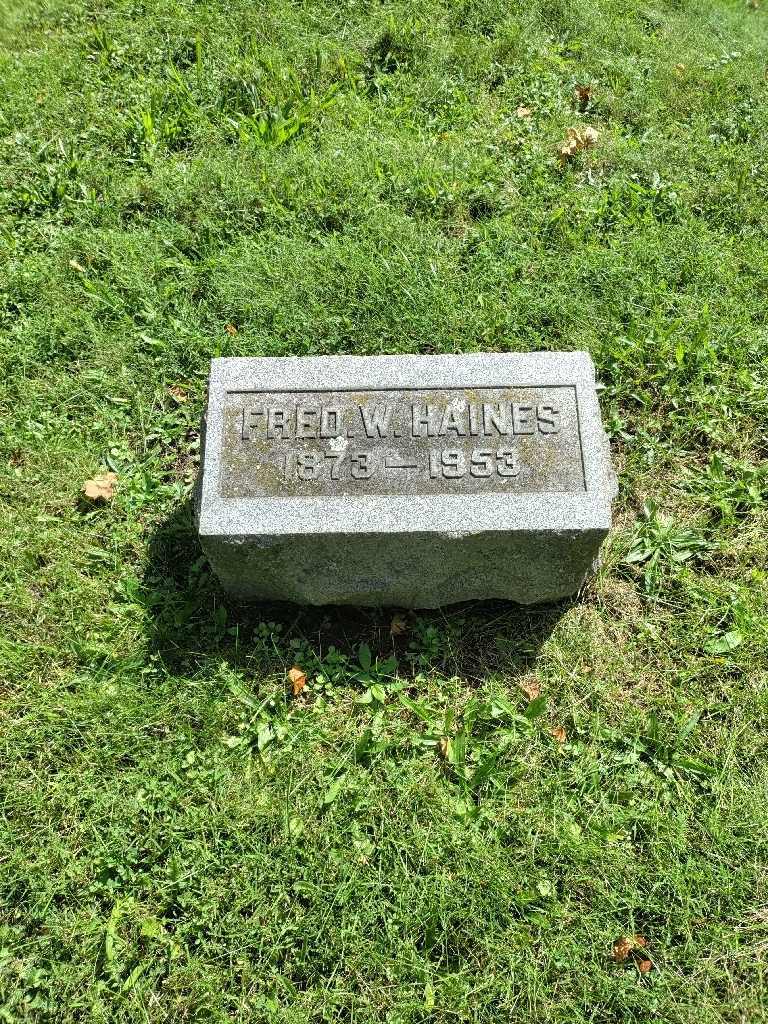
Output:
[1, 0, 768, 1020]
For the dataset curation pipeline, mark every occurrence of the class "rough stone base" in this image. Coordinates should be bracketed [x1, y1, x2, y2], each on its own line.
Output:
[199, 528, 606, 608]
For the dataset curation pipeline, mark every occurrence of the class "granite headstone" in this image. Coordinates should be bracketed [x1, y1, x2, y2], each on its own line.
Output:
[195, 353, 616, 607]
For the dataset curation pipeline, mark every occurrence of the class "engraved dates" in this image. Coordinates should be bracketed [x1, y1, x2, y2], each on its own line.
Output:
[430, 448, 520, 479]
[291, 450, 373, 481]
[284, 447, 521, 484]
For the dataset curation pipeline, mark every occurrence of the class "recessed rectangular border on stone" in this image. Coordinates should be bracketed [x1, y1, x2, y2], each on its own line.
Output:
[218, 382, 586, 498]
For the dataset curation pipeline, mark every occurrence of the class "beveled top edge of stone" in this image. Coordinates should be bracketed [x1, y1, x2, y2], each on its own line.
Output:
[209, 351, 596, 393]
[198, 496, 613, 538]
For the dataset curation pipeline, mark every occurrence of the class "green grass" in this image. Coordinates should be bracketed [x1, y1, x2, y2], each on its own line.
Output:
[1, 0, 768, 1020]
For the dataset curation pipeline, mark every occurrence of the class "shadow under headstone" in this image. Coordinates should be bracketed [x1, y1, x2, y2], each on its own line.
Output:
[142, 501, 576, 682]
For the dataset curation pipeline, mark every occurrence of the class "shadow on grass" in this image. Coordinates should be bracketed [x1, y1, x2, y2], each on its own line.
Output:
[142, 501, 576, 681]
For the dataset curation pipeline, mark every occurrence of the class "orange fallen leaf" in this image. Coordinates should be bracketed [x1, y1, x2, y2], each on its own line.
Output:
[558, 125, 599, 163]
[225, 323, 238, 336]
[515, 105, 533, 118]
[574, 84, 593, 107]
[390, 614, 408, 636]
[550, 725, 567, 743]
[612, 936, 634, 962]
[82, 472, 117, 501]
[288, 667, 306, 696]
[518, 678, 541, 701]
[612, 935, 649, 963]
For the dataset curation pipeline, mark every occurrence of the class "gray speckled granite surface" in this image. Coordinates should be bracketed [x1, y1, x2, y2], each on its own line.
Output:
[195, 352, 616, 607]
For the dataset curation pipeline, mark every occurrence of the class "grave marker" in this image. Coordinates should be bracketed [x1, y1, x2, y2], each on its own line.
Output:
[196, 353, 616, 606]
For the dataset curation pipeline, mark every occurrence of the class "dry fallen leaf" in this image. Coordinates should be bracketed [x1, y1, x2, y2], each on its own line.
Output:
[390, 614, 408, 636]
[578, 126, 598, 147]
[518, 678, 541, 701]
[82, 472, 117, 501]
[438, 736, 450, 759]
[612, 937, 634, 962]
[169, 385, 188, 403]
[69, 258, 86, 274]
[288, 666, 306, 696]
[550, 725, 567, 743]
[558, 125, 599, 162]
[574, 84, 593, 107]
[515, 104, 533, 118]
[225, 323, 238, 336]
[612, 935, 649, 964]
